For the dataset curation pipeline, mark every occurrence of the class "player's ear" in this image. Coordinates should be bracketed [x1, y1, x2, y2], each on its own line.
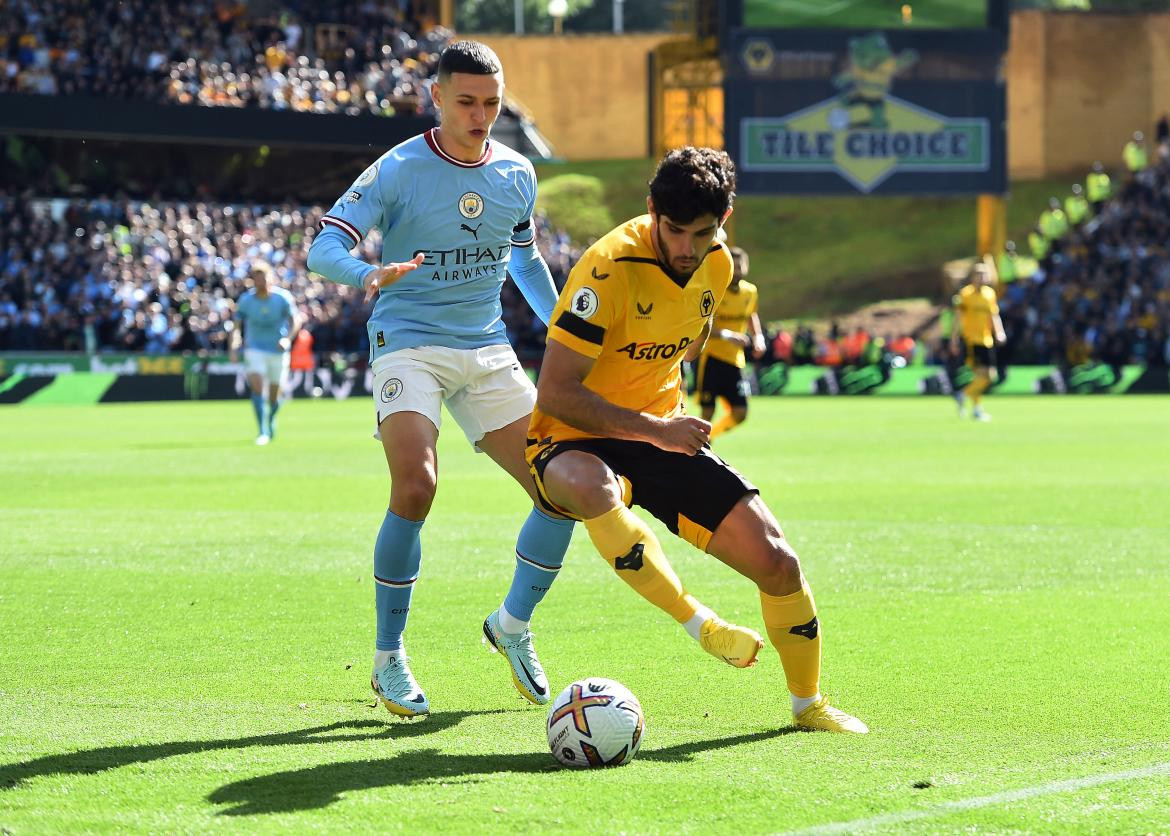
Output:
[721, 206, 734, 226]
[646, 196, 655, 217]
[431, 78, 444, 111]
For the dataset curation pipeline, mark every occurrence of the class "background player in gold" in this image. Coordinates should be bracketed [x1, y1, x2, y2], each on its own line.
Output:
[950, 260, 1006, 421]
[696, 245, 765, 440]
[526, 147, 867, 733]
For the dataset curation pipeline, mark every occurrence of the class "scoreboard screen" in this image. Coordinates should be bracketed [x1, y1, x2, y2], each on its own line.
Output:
[736, 0, 992, 29]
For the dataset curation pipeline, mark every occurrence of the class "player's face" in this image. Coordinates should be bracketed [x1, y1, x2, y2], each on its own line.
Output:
[648, 206, 724, 281]
[731, 254, 746, 284]
[434, 71, 504, 157]
[251, 270, 269, 294]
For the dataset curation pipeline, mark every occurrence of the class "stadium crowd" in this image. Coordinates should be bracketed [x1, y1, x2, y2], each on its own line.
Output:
[0, 0, 449, 116]
[1, 125, 1167, 373]
[0, 189, 577, 363]
[986, 128, 1170, 370]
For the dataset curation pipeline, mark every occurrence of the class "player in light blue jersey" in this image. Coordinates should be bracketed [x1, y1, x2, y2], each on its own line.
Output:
[306, 40, 575, 717]
[308, 40, 757, 720]
[229, 262, 300, 445]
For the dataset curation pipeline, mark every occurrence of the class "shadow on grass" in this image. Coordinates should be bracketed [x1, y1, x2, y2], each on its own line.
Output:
[0, 710, 506, 792]
[208, 727, 799, 816]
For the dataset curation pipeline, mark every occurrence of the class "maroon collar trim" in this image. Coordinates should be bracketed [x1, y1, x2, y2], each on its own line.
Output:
[424, 128, 492, 168]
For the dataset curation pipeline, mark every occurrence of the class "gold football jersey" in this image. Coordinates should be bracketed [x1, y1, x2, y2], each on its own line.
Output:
[957, 284, 999, 349]
[528, 214, 733, 446]
[702, 279, 759, 368]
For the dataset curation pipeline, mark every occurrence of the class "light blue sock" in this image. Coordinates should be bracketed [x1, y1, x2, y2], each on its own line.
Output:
[268, 398, 281, 438]
[502, 507, 574, 626]
[250, 394, 267, 435]
[374, 510, 424, 651]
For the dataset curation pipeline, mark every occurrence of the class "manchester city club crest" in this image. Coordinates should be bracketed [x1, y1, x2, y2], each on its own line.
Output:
[458, 191, 484, 219]
[380, 378, 403, 403]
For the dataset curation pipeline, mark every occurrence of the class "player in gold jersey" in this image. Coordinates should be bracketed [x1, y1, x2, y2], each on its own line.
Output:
[950, 261, 1006, 421]
[526, 148, 867, 733]
[696, 245, 765, 440]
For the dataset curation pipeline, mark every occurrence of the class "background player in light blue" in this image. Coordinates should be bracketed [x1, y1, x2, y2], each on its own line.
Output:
[229, 261, 299, 445]
[306, 40, 576, 717]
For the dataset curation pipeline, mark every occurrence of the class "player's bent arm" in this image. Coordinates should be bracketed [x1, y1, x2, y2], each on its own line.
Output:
[749, 312, 766, 357]
[306, 228, 378, 288]
[228, 319, 244, 359]
[281, 310, 302, 352]
[508, 243, 558, 326]
[684, 319, 713, 362]
[537, 341, 709, 455]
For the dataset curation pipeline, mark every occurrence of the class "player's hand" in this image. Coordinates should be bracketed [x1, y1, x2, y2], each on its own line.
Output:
[651, 415, 711, 456]
[751, 337, 766, 359]
[277, 337, 291, 352]
[363, 254, 426, 302]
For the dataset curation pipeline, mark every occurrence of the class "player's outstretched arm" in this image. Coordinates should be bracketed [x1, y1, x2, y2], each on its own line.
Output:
[537, 341, 710, 456]
[362, 254, 426, 302]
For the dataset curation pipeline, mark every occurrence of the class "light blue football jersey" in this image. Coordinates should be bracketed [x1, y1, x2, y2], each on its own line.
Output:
[236, 287, 296, 353]
[312, 128, 545, 360]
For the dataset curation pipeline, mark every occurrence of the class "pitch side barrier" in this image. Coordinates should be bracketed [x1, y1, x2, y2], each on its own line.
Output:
[0, 354, 1165, 404]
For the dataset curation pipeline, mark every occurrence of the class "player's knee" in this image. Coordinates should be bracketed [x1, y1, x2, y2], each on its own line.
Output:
[543, 454, 619, 519]
[391, 473, 437, 519]
[755, 538, 803, 596]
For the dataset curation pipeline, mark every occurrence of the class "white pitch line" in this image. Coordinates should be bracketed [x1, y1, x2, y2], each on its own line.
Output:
[789, 760, 1170, 835]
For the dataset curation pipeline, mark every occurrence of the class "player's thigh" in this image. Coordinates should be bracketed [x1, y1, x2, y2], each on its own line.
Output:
[540, 450, 624, 519]
[447, 344, 535, 450]
[477, 414, 542, 504]
[528, 441, 626, 520]
[540, 440, 755, 551]
[628, 444, 757, 552]
[379, 411, 441, 516]
[706, 494, 802, 595]
[266, 351, 290, 390]
[371, 348, 450, 435]
[243, 349, 267, 391]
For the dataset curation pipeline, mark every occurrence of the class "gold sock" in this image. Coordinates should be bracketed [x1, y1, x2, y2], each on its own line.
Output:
[759, 582, 821, 698]
[584, 506, 698, 623]
[710, 413, 737, 439]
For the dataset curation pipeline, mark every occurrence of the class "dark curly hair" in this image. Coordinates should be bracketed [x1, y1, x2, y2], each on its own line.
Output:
[648, 147, 737, 225]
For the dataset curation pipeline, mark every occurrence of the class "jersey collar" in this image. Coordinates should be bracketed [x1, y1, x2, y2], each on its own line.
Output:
[424, 128, 493, 168]
[626, 215, 719, 290]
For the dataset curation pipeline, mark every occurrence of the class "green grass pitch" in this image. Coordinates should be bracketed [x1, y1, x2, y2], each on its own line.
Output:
[744, 0, 988, 29]
[2, 396, 1169, 832]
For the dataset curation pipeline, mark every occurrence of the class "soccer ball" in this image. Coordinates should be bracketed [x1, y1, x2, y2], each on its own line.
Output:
[546, 678, 644, 768]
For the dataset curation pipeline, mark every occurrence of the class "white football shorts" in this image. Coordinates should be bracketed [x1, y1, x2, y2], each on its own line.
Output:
[370, 343, 536, 450]
[244, 348, 290, 385]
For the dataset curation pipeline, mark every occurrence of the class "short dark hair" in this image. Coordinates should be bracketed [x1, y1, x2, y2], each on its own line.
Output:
[649, 147, 736, 225]
[437, 40, 502, 80]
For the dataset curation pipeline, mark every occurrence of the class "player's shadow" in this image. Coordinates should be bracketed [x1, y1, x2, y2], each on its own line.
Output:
[208, 727, 799, 816]
[0, 711, 500, 793]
